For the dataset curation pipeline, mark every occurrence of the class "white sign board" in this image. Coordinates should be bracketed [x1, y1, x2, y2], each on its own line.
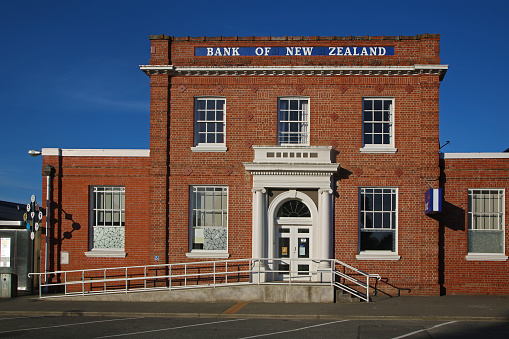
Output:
[0, 238, 11, 267]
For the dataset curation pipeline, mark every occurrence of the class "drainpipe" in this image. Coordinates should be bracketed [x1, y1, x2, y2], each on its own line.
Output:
[42, 164, 55, 288]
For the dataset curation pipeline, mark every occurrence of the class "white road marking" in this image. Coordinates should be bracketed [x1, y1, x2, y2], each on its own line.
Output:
[0, 317, 141, 334]
[390, 321, 458, 339]
[238, 319, 350, 338]
[95, 318, 248, 338]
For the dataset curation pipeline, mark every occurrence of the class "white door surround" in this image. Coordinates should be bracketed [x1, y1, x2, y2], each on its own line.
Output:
[244, 146, 338, 282]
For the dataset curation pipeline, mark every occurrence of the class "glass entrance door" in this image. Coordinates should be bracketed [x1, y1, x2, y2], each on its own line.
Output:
[276, 226, 312, 280]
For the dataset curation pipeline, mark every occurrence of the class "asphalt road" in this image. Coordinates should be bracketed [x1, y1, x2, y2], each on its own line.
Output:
[0, 315, 508, 338]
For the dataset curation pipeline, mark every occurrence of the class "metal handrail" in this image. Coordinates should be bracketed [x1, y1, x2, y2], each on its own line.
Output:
[29, 257, 380, 301]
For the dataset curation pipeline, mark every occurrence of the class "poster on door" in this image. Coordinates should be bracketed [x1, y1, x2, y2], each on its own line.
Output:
[0, 238, 11, 267]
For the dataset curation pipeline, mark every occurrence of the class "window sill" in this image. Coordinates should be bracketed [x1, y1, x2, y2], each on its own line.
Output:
[465, 253, 508, 261]
[186, 251, 230, 259]
[191, 145, 227, 153]
[356, 252, 401, 261]
[85, 249, 126, 258]
[360, 146, 398, 154]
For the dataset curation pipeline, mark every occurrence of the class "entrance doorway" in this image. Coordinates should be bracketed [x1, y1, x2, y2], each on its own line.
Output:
[276, 225, 312, 280]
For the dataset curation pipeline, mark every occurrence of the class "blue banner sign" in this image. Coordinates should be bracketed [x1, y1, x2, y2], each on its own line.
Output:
[425, 188, 442, 214]
[195, 46, 395, 57]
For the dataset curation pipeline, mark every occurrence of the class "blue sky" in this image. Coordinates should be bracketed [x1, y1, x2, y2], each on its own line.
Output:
[1, 0, 508, 204]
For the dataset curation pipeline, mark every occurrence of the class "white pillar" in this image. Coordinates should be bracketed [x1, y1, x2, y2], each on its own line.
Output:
[252, 188, 266, 282]
[318, 188, 333, 271]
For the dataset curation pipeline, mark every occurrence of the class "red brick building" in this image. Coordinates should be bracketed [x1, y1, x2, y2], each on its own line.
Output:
[39, 34, 508, 296]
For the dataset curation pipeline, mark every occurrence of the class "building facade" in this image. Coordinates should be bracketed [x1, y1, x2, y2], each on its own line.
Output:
[39, 34, 509, 296]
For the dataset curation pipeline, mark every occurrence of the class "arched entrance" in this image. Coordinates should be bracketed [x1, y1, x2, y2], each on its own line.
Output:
[268, 191, 318, 281]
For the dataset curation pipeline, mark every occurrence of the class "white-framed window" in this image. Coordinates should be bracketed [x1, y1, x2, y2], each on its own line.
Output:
[278, 97, 309, 146]
[188, 186, 228, 256]
[360, 98, 397, 153]
[357, 187, 400, 260]
[88, 186, 125, 255]
[191, 97, 226, 152]
[467, 189, 506, 260]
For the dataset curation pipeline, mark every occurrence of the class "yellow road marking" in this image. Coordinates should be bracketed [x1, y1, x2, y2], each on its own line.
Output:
[222, 302, 249, 314]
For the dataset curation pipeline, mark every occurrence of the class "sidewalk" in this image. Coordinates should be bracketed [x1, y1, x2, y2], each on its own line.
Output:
[1, 294, 508, 321]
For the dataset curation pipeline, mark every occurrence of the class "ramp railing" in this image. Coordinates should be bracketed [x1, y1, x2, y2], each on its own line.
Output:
[29, 258, 380, 302]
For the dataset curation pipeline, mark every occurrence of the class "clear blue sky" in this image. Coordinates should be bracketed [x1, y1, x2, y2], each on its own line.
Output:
[1, 0, 508, 204]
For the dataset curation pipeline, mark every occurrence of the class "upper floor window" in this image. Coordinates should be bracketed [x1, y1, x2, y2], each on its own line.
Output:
[467, 189, 505, 259]
[361, 98, 397, 153]
[192, 97, 226, 152]
[278, 97, 309, 146]
[90, 186, 125, 252]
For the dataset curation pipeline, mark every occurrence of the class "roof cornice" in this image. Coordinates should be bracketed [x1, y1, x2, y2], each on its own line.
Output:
[140, 64, 448, 80]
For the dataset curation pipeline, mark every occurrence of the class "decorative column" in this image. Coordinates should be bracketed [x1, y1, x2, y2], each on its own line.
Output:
[318, 188, 333, 281]
[251, 187, 266, 283]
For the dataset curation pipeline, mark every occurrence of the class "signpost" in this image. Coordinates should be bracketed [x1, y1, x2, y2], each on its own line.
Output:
[23, 195, 43, 241]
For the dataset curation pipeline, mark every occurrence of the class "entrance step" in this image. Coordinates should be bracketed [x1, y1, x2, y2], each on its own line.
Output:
[335, 288, 361, 303]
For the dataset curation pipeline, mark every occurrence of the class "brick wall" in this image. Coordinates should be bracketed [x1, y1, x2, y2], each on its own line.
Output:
[41, 154, 150, 273]
[439, 157, 509, 294]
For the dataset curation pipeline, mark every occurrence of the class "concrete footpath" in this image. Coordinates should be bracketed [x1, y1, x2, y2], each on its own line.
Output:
[0, 293, 508, 321]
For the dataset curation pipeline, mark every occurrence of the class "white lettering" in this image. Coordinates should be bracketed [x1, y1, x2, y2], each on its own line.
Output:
[207, 48, 213, 56]
[255, 47, 264, 56]
[295, 47, 302, 55]
[264, 47, 271, 55]
[223, 48, 231, 56]
[232, 47, 239, 56]
[214, 48, 222, 56]
[369, 47, 377, 55]
[337, 47, 343, 56]
[378, 47, 386, 56]
[344, 47, 352, 56]
[352, 47, 359, 56]
[361, 47, 368, 56]
[302, 47, 313, 55]
[328, 47, 335, 55]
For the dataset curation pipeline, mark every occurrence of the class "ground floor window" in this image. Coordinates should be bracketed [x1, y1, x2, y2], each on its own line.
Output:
[468, 189, 505, 254]
[91, 186, 125, 250]
[359, 187, 397, 253]
[190, 186, 228, 251]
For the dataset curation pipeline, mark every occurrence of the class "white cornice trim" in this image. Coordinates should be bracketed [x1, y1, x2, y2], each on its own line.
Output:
[140, 64, 448, 79]
[42, 148, 150, 157]
[441, 153, 509, 159]
[243, 162, 339, 175]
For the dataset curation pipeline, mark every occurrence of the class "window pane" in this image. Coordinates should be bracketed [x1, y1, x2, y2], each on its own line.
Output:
[361, 230, 394, 251]
[196, 100, 206, 110]
[468, 230, 503, 253]
[364, 134, 372, 145]
[105, 193, 112, 209]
